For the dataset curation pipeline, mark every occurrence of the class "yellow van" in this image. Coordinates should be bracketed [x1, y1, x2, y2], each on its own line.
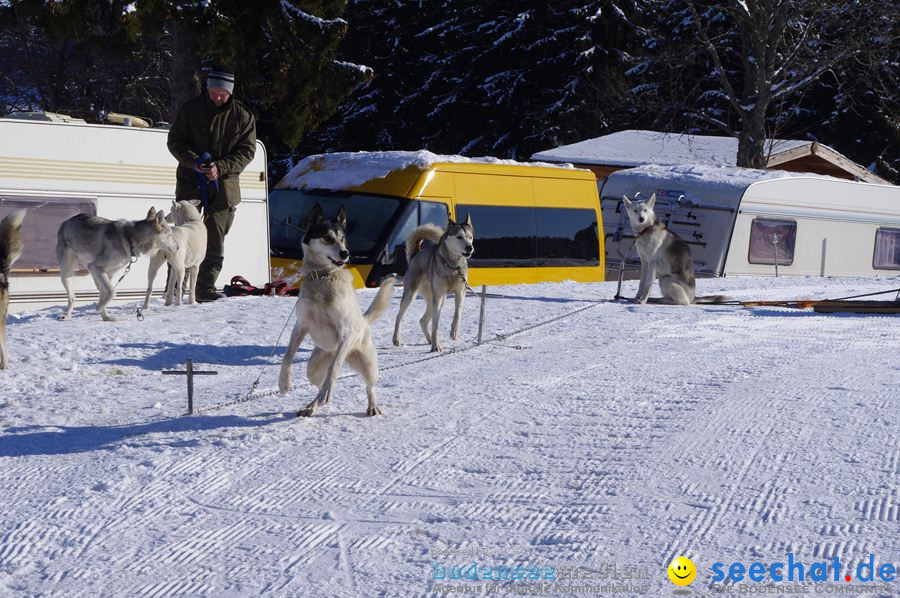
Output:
[269, 152, 604, 288]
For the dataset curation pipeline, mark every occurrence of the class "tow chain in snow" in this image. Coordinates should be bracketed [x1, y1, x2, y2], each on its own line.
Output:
[194, 300, 603, 415]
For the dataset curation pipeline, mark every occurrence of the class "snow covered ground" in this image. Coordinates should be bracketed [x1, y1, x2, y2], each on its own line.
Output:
[1, 276, 898, 597]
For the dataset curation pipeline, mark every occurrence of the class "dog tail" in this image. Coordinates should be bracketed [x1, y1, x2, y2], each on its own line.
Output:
[364, 276, 397, 324]
[405, 224, 443, 259]
[694, 295, 731, 304]
[0, 209, 26, 273]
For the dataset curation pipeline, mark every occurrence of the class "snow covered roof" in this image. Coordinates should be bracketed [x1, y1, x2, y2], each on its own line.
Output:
[532, 130, 890, 186]
[600, 164, 820, 208]
[276, 150, 575, 191]
[531, 130, 811, 168]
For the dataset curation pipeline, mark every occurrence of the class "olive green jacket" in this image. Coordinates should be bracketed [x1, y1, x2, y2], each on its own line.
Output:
[167, 94, 256, 210]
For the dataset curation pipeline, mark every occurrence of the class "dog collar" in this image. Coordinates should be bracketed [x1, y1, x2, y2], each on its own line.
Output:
[300, 268, 338, 281]
[636, 224, 654, 238]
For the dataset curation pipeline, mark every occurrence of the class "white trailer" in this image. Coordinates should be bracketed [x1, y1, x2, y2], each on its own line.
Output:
[0, 114, 270, 313]
[600, 164, 900, 280]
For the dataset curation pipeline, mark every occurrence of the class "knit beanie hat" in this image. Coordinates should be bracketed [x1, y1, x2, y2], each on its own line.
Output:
[206, 65, 235, 94]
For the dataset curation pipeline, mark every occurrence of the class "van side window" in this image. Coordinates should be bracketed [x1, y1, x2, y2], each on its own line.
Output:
[456, 204, 536, 267]
[419, 201, 448, 228]
[385, 200, 449, 264]
[748, 218, 796, 265]
[873, 228, 900, 270]
[0, 196, 96, 272]
[535, 208, 600, 266]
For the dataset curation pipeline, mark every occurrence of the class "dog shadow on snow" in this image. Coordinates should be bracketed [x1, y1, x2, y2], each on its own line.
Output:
[0, 413, 292, 457]
[99, 341, 310, 370]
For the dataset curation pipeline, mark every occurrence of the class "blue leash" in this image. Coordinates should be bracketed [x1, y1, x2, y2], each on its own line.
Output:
[195, 152, 219, 211]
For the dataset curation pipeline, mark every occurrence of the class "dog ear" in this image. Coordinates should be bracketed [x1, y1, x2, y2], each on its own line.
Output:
[146, 207, 157, 219]
[335, 205, 348, 230]
[464, 212, 472, 229]
[622, 195, 632, 207]
[155, 210, 166, 227]
[188, 199, 202, 208]
[647, 193, 656, 210]
[306, 203, 324, 228]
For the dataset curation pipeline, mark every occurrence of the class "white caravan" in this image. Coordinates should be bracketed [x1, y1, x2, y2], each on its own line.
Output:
[0, 114, 270, 313]
[600, 165, 900, 280]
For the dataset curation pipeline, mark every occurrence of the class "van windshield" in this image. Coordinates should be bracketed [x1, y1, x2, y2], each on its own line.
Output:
[269, 188, 406, 260]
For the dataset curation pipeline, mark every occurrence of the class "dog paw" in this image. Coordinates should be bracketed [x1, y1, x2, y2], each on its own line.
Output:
[450, 330, 459, 340]
[57, 314, 71, 321]
[297, 408, 315, 417]
[366, 405, 382, 416]
[102, 314, 118, 322]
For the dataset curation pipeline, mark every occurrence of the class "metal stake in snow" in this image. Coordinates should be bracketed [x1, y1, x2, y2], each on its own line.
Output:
[162, 359, 217, 415]
[477, 285, 487, 344]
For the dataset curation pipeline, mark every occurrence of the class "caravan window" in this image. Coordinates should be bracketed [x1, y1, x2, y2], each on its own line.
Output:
[0, 196, 96, 272]
[873, 228, 900, 270]
[748, 218, 796, 265]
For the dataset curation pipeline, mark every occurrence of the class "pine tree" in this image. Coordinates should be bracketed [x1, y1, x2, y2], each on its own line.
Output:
[133, 0, 372, 152]
[305, 0, 648, 159]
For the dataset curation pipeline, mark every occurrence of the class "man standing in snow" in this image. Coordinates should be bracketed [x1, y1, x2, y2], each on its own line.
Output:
[167, 64, 257, 302]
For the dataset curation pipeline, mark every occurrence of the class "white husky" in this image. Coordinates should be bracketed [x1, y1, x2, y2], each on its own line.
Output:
[278, 204, 396, 417]
[623, 193, 725, 305]
[392, 215, 474, 352]
[142, 200, 207, 309]
[57, 208, 172, 321]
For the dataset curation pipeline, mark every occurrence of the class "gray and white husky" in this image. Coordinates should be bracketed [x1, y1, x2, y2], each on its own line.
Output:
[623, 193, 725, 305]
[142, 200, 207, 309]
[278, 203, 396, 417]
[1, 209, 26, 369]
[57, 208, 172, 321]
[392, 215, 474, 352]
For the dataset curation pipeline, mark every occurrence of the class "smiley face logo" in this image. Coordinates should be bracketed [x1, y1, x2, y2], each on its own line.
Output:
[668, 556, 696, 586]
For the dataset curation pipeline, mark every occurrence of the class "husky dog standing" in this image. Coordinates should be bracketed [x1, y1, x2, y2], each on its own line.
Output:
[142, 200, 207, 309]
[622, 193, 726, 305]
[0, 210, 26, 369]
[278, 203, 396, 417]
[58, 208, 172, 321]
[392, 215, 474, 352]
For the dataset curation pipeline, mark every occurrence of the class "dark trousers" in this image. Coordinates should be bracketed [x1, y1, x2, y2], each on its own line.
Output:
[197, 207, 236, 293]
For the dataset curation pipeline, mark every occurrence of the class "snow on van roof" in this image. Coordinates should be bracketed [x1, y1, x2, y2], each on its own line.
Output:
[276, 150, 574, 190]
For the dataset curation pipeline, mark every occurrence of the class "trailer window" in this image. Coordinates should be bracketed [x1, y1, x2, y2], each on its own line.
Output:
[0, 196, 96, 272]
[873, 228, 900, 270]
[748, 218, 796, 265]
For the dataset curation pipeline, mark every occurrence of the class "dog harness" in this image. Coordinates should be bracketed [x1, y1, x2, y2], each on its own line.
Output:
[436, 252, 467, 282]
